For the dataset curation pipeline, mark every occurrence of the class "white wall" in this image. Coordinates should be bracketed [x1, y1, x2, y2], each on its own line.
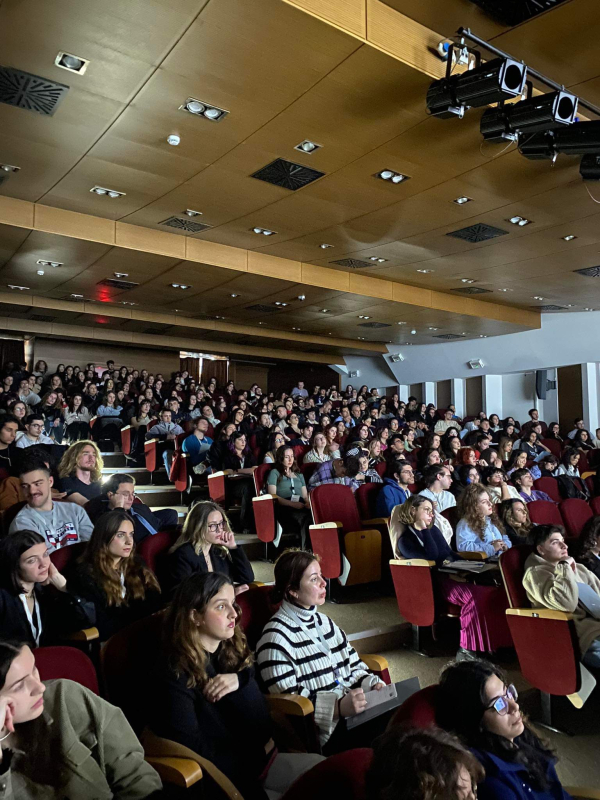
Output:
[333, 357, 398, 394]
[501, 372, 537, 424]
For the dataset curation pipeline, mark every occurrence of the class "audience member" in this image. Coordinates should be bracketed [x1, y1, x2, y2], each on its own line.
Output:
[375, 457, 413, 517]
[419, 464, 456, 512]
[456, 485, 511, 557]
[67, 509, 162, 640]
[165, 500, 253, 596]
[9, 462, 93, 551]
[57, 440, 103, 506]
[0, 415, 18, 473]
[267, 446, 311, 548]
[577, 518, 600, 580]
[545, 422, 563, 442]
[257, 550, 386, 753]
[511, 469, 553, 504]
[62, 393, 92, 443]
[15, 413, 54, 449]
[567, 417, 586, 439]
[263, 430, 287, 464]
[499, 499, 535, 546]
[482, 466, 521, 504]
[434, 409, 460, 435]
[303, 432, 331, 464]
[146, 409, 184, 472]
[182, 416, 213, 475]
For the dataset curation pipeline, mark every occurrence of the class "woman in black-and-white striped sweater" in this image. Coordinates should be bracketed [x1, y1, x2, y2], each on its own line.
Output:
[256, 549, 385, 754]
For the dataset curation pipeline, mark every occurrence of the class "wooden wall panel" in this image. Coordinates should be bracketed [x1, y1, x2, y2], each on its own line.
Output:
[33, 336, 179, 376]
[115, 222, 186, 258]
[248, 251, 302, 282]
[34, 206, 115, 245]
[186, 238, 248, 271]
[0, 197, 34, 229]
[282, 0, 367, 37]
[302, 263, 350, 291]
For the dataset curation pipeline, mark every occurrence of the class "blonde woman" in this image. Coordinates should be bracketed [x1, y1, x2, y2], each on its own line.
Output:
[165, 500, 254, 596]
[304, 432, 331, 464]
[325, 424, 341, 458]
[368, 438, 384, 467]
[57, 440, 104, 506]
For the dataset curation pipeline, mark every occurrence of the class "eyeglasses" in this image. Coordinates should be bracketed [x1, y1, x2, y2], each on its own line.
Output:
[486, 684, 518, 715]
[207, 522, 226, 532]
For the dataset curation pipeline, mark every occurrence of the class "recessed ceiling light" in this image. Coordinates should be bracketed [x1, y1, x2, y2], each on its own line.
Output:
[55, 51, 89, 74]
[91, 186, 125, 198]
[532, 296, 544, 300]
[411, 330, 417, 335]
[180, 97, 228, 122]
[584, 307, 594, 311]
[319, 243, 333, 249]
[397, 321, 407, 325]
[428, 327, 438, 331]
[230, 293, 239, 298]
[184, 209, 202, 217]
[70, 293, 84, 299]
[358, 315, 371, 319]
[358, 337, 366, 340]
[417, 269, 434, 273]
[292, 327, 301, 331]
[376, 169, 410, 184]
[7, 284, 29, 290]
[497, 288, 514, 292]
[251, 227, 276, 236]
[320, 309, 330, 313]
[0, 164, 19, 173]
[297, 295, 306, 301]
[171, 283, 191, 289]
[508, 215, 532, 226]
[460, 278, 476, 284]
[453, 196, 472, 205]
[295, 140, 322, 154]
[479, 334, 488, 338]
[36, 260, 63, 268]
[36, 270, 45, 276]
[369, 257, 388, 263]
[562, 235, 577, 241]
[274, 301, 288, 307]
[114, 272, 128, 278]
[215, 315, 226, 320]
[121, 301, 138, 306]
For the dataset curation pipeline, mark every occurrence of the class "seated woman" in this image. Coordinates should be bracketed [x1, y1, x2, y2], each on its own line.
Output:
[437, 659, 569, 800]
[391, 497, 512, 659]
[302, 431, 331, 464]
[499, 498, 535, 546]
[482, 466, 521, 504]
[456, 446, 488, 469]
[572, 428, 595, 452]
[257, 550, 387, 754]
[452, 464, 481, 499]
[37, 391, 64, 443]
[506, 449, 540, 480]
[367, 437, 384, 468]
[346, 423, 370, 450]
[263, 430, 287, 464]
[165, 500, 253, 596]
[577, 517, 600, 580]
[0, 530, 95, 646]
[537, 453, 559, 479]
[267, 446, 312, 549]
[62, 392, 91, 443]
[556, 447, 582, 478]
[367, 725, 483, 800]
[152, 572, 323, 799]
[456, 484, 512, 557]
[284, 412, 303, 440]
[496, 436, 514, 467]
[67, 509, 162, 641]
[518, 430, 550, 462]
[94, 390, 124, 447]
[220, 431, 257, 533]
[0, 641, 161, 796]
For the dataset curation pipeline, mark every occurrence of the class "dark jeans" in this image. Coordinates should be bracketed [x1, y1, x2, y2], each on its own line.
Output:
[94, 417, 123, 446]
[229, 476, 255, 533]
[64, 421, 91, 443]
[275, 504, 311, 549]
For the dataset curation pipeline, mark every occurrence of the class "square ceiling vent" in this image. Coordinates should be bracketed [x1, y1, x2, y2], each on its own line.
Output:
[159, 216, 212, 234]
[434, 333, 466, 340]
[574, 266, 600, 277]
[446, 223, 509, 243]
[29, 314, 55, 322]
[330, 258, 373, 269]
[97, 278, 140, 291]
[452, 286, 493, 295]
[534, 304, 568, 311]
[245, 304, 278, 313]
[359, 321, 391, 328]
[251, 158, 325, 191]
[0, 65, 69, 116]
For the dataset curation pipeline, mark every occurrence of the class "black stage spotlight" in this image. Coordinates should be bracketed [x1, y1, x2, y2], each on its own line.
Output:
[518, 130, 557, 160]
[427, 56, 527, 118]
[580, 154, 600, 181]
[481, 90, 578, 142]
[553, 120, 600, 155]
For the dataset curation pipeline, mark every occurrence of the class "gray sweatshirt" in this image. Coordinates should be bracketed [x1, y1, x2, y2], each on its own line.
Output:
[9, 503, 94, 553]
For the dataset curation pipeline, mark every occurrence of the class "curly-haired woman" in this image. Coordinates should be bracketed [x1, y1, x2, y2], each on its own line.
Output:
[456, 484, 512, 558]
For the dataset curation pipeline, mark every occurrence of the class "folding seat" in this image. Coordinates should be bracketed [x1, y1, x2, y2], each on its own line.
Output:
[559, 498, 593, 540]
[309, 485, 381, 585]
[47, 543, 99, 648]
[35, 645, 99, 694]
[499, 546, 588, 728]
[590, 495, 600, 516]
[533, 477, 560, 503]
[527, 500, 563, 527]
[120, 425, 132, 455]
[578, 452, 590, 474]
[277, 749, 373, 800]
[138, 529, 178, 578]
[541, 438, 561, 458]
[375, 461, 386, 478]
[252, 464, 280, 553]
[169, 450, 189, 496]
[291, 443, 310, 464]
[389, 684, 439, 728]
[355, 482, 383, 521]
[300, 461, 319, 483]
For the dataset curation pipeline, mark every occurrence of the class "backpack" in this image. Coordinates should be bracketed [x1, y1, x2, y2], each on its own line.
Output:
[556, 474, 588, 501]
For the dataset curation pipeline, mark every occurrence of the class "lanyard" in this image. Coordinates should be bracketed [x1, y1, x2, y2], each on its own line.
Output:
[19, 594, 42, 646]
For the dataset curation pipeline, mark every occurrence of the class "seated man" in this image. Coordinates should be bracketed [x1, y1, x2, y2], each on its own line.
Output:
[523, 524, 600, 670]
[376, 457, 413, 517]
[296, 422, 313, 446]
[15, 413, 55, 449]
[418, 464, 456, 512]
[145, 409, 184, 473]
[84, 472, 179, 543]
[182, 417, 213, 475]
[0, 415, 19, 474]
[9, 459, 93, 551]
[18, 378, 41, 407]
[57, 440, 103, 506]
[167, 398, 185, 424]
[460, 417, 480, 440]
[567, 417, 586, 440]
[384, 434, 407, 463]
[521, 407, 547, 438]
[511, 468, 553, 503]
[434, 409, 461, 435]
[290, 380, 308, 398]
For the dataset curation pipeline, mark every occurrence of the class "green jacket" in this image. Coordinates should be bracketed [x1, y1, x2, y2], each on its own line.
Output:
[0, 679, 162, 799]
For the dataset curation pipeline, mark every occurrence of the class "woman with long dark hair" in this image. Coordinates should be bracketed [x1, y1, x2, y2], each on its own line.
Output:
[62, 392, 91, 443]
[577, 517, 600, 580]
[67, 510, 161, 640]
[219, 431, 257, 533]
[267, 446, 312, 548]
[499, 499, 535, 546]
[153, 572, 322, 799]
[94, 390, 124, 448]
[437, 659, 569, 800]
[37, 391, 64, 443]
[0, 530, 94, 645]
[165, 501, 253, 596]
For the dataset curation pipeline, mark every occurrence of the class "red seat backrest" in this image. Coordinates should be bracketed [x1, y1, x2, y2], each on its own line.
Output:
[527, 500, 563, 527]
[533, 477, 561, 503]
[578, 452, 590, 474]
[389, 684, 439, 729]
[590, 495, 600, 516]
[137, 529, 176, 574]
[35, 646, 99, 694]
[541, 438, 561, 458]
[280, 748, 372, 800]
[301, 461, 319, 483]
[253, 463, 272, 495]
[499, 545, 533, 608]
[390, 561, 436, 627]
[355, 483, 382, 520]
[50, 541, 87, 571]
[375, 461, 386, 478]
[559, 498, 593, 538]
[237, 584, 281, 651]
[311, 484, 362, 531]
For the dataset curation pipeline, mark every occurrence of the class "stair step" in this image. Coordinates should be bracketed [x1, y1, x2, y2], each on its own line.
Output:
[150, 505, 188, 520]
[101, 467, 147, 474]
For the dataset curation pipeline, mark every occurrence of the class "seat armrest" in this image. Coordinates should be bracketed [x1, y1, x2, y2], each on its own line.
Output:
[565, 788, 600, 800]
[309, 521, 343, 529]
[390, 557, 436, 567]
[359, 654, 389, 672]
[266, 693, 314, 717]
[253, 494, 274, 503]
[248, 581, 265, 588]
[145, 438, 159, 445]
[460, 551, 489, 561]
[362, 517, 389, 526]
[506, 607, 575, 621]
[145, 756, 203, 789]
[121, 425, 131, 432]
[62, 627, 99, 642]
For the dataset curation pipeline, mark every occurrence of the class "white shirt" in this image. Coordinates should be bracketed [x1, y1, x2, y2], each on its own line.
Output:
[418, 488, 456, 512]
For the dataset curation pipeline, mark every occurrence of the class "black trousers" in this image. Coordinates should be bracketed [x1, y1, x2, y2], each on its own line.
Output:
[64, 421, 91, 443]
[274, 504, 311, 549]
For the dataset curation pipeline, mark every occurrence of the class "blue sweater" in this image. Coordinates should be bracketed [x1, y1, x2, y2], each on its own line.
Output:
[456, 516, 512, 558]
[473, 748, 571, 800]
[375, 478, 411, 517]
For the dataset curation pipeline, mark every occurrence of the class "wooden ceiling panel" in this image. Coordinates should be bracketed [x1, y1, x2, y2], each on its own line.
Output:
[381, 0, 507, 39]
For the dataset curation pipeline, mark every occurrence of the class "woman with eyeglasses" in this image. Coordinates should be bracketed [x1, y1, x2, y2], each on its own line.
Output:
[437, 659, 569, 800]
[165, 501, 253, 597]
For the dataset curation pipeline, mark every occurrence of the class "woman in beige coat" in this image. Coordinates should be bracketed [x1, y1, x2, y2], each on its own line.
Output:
[523, 524, 600, 669]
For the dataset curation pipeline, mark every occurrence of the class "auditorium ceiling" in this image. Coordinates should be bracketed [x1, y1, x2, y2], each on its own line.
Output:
[0, 0, 599, 354]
